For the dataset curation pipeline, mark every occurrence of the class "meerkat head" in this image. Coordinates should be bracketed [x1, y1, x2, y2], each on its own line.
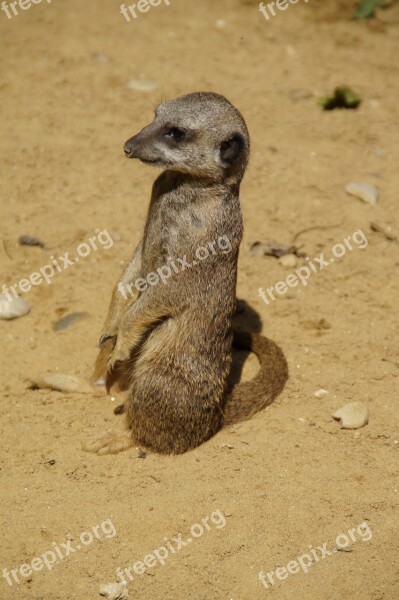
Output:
[123, 92, 250, 183]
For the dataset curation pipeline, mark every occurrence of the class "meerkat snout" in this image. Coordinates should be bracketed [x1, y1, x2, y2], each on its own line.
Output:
[123, 92, 250, 181]
[123, 143, 134, 158]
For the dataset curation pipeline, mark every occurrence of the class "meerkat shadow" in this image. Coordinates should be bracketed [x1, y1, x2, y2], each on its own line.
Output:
[229, 298, 269, 390]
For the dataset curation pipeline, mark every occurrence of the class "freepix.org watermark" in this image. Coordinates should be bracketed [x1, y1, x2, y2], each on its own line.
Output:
[120, 0, 170, 22]
[259, 0, 310, 22]
[1, 229, 114, 300]
[1, 0, 54, 20]
[118, 235, 232, 299]
[258, 521, 372, 590]
[115, 509, 226, 584]
[258, 229, 368, 306]
[2, 518, 116, 587]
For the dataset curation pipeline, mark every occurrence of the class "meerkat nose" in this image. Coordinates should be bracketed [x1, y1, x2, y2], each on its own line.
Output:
[124, 144, 134, 157]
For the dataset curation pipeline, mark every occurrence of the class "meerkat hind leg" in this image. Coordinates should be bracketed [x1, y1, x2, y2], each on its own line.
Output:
[83, 428, 134, 455]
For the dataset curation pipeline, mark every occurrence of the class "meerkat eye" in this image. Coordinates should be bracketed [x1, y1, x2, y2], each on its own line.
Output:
[164, 127, 186, 141]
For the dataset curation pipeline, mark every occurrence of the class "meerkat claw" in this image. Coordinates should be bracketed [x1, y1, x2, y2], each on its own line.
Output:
[82, 429, 134, 455]
[99, 333, 116, 348]
[107, 351, 129, 373]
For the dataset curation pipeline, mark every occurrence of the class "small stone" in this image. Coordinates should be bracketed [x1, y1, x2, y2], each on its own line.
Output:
[53, 312, 88, 331]
[215, 19, 226, 28]
[345, 182, 379, 206]
[0, 293, 30, 320]
[279, 253, 298, 268]
[336, 545, 353, 552]
[314, 388, 329, 399]
[291, 89, 313, 101]
[125, 78, 157, 92]
[18, 235, 45, 248]
[28, 374, 94, 394]
[332, 401, 369, 429]
[248, 240, 299, 258]
[100, 582, 128, 600]
[370, 222, 397, 241]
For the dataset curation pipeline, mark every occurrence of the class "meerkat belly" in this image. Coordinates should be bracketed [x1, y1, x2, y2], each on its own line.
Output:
[133, 309, 232, 392]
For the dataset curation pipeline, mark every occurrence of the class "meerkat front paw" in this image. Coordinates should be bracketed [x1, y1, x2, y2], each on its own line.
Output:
[107, 325, 139, 370]
[82, 429, 134, 455]
[107, 344, 131, 372]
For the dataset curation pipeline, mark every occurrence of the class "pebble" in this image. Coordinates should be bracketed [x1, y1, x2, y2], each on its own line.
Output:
[336, 545, 353, 552]
[314, 388, 329, 399]
[345, 182, 379, 206]
[248, 240, 298, 258]
[125, 78, 157, 92]
[0, 293, 30, 320]
[279, 253, 298, 268]
[53, 312, 88, 331]
[332, 401, 369, 429]
[215, 19, 226, 28]
[100, 583, 128, 600]
[18, 235, 45, 248]
[370, 221, 397, 241]
[28, 374, 94, 394]
[291, 89, 313, 101]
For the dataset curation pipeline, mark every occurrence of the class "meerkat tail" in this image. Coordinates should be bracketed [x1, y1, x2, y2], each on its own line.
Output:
[223, 331, 289, 426]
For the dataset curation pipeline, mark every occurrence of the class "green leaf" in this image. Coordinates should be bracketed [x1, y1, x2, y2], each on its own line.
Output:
[318, 87, 362, 111]
[354, 0, 385, 19]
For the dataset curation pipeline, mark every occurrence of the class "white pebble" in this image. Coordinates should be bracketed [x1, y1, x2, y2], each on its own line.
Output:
[314, 388, 329, 399]
[345, 182, 379, 206]
[0, 293, 30, 320]
[125, 78, 157, 92]
[279, 253, 298, 268]
[215, 19, 226, 28]
[100, 582, 128, 600]
[332, 402, 369, 429]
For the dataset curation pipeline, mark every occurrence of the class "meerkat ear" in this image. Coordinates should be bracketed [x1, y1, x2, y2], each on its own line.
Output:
[218, 133, 245, 167]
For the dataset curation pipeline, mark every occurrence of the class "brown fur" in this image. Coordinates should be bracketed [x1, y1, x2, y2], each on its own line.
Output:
[84, 92, 288, 456]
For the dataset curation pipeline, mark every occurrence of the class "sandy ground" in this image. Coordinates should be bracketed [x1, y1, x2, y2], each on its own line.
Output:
[1, 0, 399, 598]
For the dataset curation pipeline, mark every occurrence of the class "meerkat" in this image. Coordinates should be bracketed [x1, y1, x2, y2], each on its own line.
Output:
[85, 92, 288, 455]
